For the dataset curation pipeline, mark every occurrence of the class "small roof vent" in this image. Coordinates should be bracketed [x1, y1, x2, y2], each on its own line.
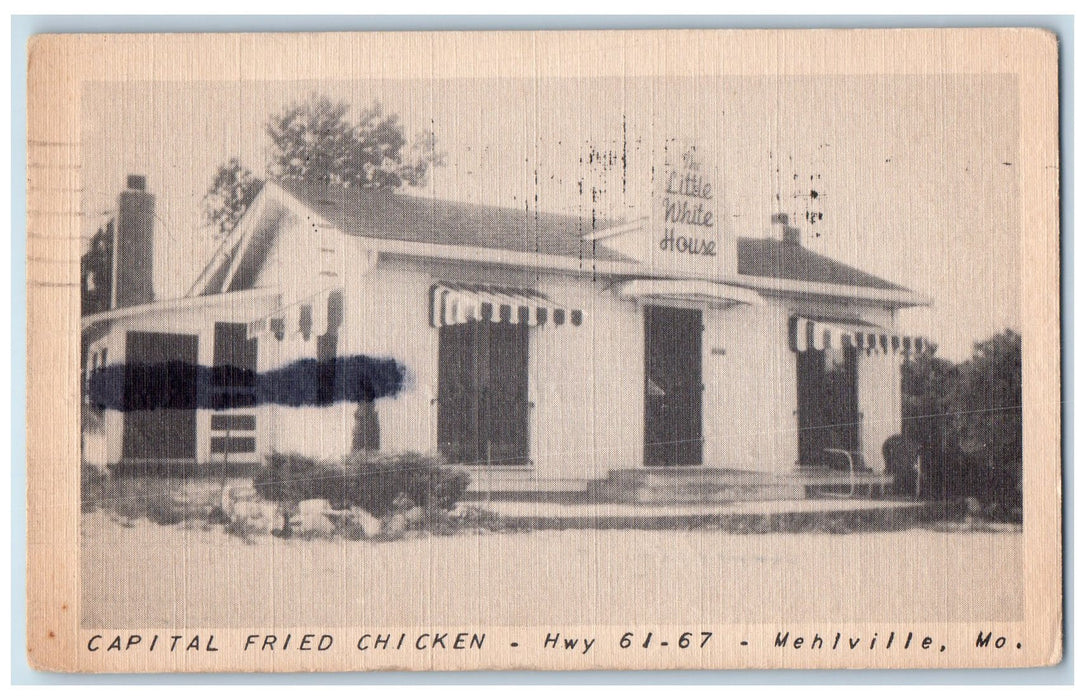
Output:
[772, 213, 802, 246]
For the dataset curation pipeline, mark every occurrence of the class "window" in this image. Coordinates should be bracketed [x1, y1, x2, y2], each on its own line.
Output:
[316, 291, 344, 405]
[316, 330, 337, 405]
[212, 322, 258, 409]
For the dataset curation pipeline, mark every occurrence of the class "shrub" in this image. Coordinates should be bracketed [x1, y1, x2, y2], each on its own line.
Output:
[86, 473, 225, 525]
[920, 449, 1022, 522]
[81, 461, 110, 514]
[255, 451, 469, 518]
[882, 434, 920, 497]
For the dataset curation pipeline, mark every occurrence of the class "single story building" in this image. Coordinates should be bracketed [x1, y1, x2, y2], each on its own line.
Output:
[83, 164, 928, 498]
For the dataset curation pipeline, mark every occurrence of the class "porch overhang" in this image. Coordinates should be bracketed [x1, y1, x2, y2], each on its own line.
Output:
[617, 278, 765, 308]
[81, 287, 280, 334]
[247, 287, 343, 342]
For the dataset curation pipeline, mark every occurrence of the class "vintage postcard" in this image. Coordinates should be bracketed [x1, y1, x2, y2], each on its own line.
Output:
[26, 29, 1061, 672]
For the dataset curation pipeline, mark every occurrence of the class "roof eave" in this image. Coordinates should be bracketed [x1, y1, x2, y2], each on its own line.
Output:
[353, 235, 930, 307]
[745, 280, 931, 309]
[258, 182, 929, 308]
[81, 287, 281, 332]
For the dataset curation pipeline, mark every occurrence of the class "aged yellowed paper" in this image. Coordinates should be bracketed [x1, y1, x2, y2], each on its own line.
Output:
[27, 29, 1060, 672]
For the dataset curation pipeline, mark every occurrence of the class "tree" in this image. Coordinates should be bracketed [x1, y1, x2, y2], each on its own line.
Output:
[202, 158, 264, 238]
[203, 94, 444, 234]
[901, 343, 955, 455]
[952, 330, 1022, 471]
[901, 344, 961, 498]
[901, 329, 1022, 519]
[81, 220, 114, 315]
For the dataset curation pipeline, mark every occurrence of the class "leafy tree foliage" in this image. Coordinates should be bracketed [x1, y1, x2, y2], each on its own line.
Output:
[203, 94, 444, 235]
[901, 329, 1022, 519]
[202, 158, 264, 238]
[952, 330, 1022, 470]
[81, 220, 114, 315]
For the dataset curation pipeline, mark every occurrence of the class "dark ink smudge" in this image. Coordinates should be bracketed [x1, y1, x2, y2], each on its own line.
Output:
[87, 356, 407, 412]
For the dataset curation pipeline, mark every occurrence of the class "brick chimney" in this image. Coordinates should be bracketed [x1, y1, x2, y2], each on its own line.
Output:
[111, 174, 155, 308]
[771, 212, 802, 246]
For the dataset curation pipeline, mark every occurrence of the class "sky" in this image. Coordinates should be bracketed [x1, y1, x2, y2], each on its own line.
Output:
[82, 74, 1019, 361]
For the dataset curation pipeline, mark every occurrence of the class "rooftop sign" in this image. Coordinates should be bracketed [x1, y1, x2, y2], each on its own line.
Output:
[647, 140, 736, 278]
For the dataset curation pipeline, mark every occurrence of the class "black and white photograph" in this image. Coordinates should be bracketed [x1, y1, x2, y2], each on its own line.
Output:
[25, 29, 1060, 672]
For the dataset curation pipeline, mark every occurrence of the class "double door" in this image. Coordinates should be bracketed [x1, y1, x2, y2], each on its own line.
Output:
[437, 322, 530, 465]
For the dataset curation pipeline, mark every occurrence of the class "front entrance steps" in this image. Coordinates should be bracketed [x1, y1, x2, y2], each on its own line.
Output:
[472, 498, 942, 531]
[588, 467, 895, 504]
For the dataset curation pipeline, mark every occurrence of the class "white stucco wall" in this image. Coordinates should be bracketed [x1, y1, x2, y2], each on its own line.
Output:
[96, 199, 913, 488]
[256, 331, 355, 463]
[701, 298, 799, 472]
[857, 352, 903, 472]
[251, 207, 357, 462]
[699, 295, 904, 473]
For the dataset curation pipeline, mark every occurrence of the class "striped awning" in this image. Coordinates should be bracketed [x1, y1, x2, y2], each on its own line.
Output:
[248, 288, 344, 342]
[790, 315, 926, 355]
[429, 283, 583, 328]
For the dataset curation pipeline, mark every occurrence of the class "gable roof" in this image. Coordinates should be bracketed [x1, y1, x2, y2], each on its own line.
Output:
[736, 237, 906, 292]
[279, 178, 633, 263]
[195, 178, 910, 298]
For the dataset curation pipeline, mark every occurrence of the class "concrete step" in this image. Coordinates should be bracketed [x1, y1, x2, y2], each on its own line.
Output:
[591, 468, 814, 504]
[592, 467, 894, 504]
[631, 483, 807, 504]
[482, 499, 946, 531]
[611, 468, 801, 486]
[638, 473, 792, 489]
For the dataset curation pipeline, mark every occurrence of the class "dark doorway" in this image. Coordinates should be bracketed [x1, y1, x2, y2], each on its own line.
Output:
[122, 331, 199, 459]
[644, 305, 703, 466]
[795, 347, 860, 465]
[437, 322, 530, 465]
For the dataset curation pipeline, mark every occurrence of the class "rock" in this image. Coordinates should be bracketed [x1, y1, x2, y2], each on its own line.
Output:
[291, 510, 334, 538]
[384, 512, 409, 536]
[964, 496, 983, 516]
[221, 484, 260, 513]
[404, 506, 426, 527]
[230, 501, 278, 536]
[347, 507, 381, 538]
[298, 498, 332, 516]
